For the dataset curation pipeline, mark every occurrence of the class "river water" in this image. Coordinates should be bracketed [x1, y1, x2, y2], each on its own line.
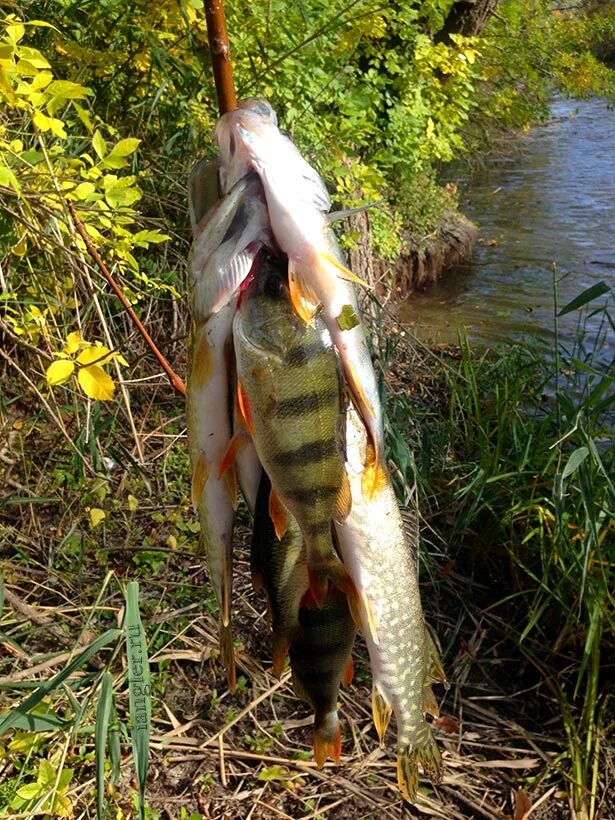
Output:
[398, 98, 615, 361]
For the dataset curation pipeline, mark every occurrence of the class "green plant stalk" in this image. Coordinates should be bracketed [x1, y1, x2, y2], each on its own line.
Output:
[124, 581, 151, 820]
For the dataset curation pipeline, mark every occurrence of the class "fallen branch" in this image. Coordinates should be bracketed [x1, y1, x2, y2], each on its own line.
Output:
[66, 201, 186, 398]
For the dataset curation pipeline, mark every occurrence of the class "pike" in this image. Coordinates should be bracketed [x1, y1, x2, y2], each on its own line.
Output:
[232, 257, 355, 607]
[334, 405, 445, 802]
[215, 100, 386, 498]
[251, 472, 356, 765]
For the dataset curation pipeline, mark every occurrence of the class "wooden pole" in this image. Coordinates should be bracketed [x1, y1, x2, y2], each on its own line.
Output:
[204, 0, 237, 115]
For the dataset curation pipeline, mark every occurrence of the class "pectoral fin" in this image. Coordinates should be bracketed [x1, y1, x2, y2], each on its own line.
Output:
[333, 471, 352, 521]
[321, 250, 368, 287]
[288, 266, 319, 324]
[236, 381, 255, 436]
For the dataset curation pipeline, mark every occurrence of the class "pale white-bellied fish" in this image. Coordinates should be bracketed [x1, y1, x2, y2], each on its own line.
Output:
[214, 100, 386, 498]
[334, 404, 444, 802]
[187, 160, 270, 688]
[232, 257, 355, 608]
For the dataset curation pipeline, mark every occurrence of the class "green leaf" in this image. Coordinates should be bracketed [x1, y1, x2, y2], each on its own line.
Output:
[335, 303, 360, 331]
[561, 446, 590, 481]
[558, 282, 611, 316]
[0, 628, 122, 735]
[0, 710, 67, 731]
[109, 138, 141, 157]
[125, 582, 151, 820]
[96, 672, 113, 820]
[92, 131, 107, 160]
[16, 783, 42, 800]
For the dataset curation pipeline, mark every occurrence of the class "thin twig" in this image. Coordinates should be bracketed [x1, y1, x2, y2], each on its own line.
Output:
[65, 201, 186, 398]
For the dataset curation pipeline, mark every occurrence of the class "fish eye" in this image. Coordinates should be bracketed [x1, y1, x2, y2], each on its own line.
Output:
[263, 273, 285, 299]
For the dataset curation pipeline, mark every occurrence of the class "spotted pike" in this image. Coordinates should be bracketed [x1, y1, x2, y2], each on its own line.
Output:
[334, 405, 444, 802]
[251, 472, 356, 765]
[232, 257, 354, 607]
[215, 100, 386, 498]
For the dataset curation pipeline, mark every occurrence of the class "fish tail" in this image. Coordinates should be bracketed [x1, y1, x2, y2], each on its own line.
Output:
[219, 617, 236, 692]
[307, 552, 356, 609]
[396, 731, 442, 803]
[313, 709, 342, 767]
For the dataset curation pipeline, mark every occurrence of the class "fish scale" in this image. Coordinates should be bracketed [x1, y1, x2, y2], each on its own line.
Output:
[334, 405, 443, 802]
[233, 259, 355, 606]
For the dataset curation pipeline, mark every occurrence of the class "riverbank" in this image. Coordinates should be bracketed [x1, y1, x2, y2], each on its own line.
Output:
[346, 208, 478, 300]
[2, 309, 613, 817]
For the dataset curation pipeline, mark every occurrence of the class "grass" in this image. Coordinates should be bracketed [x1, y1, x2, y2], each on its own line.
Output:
[382, 280, 614, 819]
[1, 282, 613, 818]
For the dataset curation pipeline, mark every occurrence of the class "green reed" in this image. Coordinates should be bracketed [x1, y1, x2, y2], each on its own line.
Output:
[384, 282, 614, 817]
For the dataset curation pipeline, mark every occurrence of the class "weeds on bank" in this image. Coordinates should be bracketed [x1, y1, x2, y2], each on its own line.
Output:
[384, 281, 614, 818]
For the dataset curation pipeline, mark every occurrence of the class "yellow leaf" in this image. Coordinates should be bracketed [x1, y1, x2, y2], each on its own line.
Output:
[92, 130, 106, 160]
[72, 181, 96, 200]
[32, 110, 51, 132]
[166, 534, 178, 549]
[0, 165, 21, 195]
[127, 494, 138, 512]
[78, 364, 115, 400]
[64, 331, 85, 354]
[89, 508, 106, 528]
[76, 345, 112, 366]
[46, 359, 75, 387]
[47, 116, 67, 139]
[6, 24, 26, 45]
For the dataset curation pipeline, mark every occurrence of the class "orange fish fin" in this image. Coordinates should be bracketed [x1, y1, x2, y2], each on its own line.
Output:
[218, 432, 248, 479]
[300, 586, 318, 610]
[236, 381, 255, 436]
[222, 462, 238, 509]
[346, 584, 378, 645]
[372, 686, 392, 745]
[361, 446, 388, 500]
[272, 632, 290, 678]
[191, 453, 210, 510]
[313, 716, 341, 767]
[307, 566, 330, 609]
[308, 557, 356, 609]
[191, 332, 214, 390]
[219, 618, 236, 692]
[333, 470, 352, 521]
[269, 488, 289, 540]
[320, 250, 368, 288]
[288, 266, 319, 324]
[341, 656, 354, 687]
